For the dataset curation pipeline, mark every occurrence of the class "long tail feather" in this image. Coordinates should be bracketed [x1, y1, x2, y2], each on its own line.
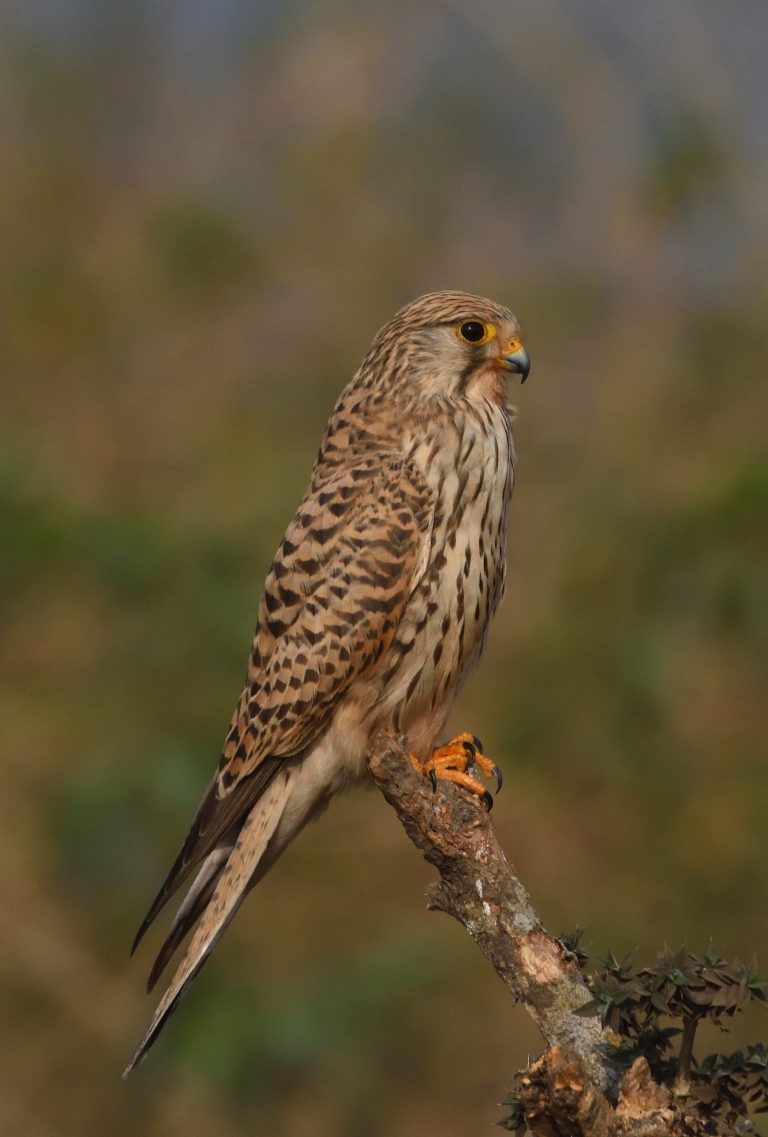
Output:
[124, 773, 290, 1076]
[146, 844, 231, 993]
[131, 759, 282, 956]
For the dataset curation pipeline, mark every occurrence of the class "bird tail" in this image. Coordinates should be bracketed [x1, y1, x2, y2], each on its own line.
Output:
[123, 772, 291, 1076]
[145, 843, 231, 994]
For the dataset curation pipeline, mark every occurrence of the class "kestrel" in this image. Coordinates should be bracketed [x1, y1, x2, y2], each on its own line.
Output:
[126, 290, 530, 1073]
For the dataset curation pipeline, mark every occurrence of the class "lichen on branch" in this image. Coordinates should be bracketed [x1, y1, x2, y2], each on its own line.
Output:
[366, 732, 766, 1137]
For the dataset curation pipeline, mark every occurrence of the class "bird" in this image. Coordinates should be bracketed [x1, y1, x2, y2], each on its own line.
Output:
[125, 290, 530, 1074]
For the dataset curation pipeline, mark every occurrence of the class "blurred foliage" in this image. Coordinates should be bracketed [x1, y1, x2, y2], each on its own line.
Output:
[150, 198, 257, 300]
[643, 112, 729, 222]
[1, 3, 767, 1137]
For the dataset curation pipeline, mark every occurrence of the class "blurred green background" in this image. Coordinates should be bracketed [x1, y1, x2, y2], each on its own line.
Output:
[1, 2, 767, 1135]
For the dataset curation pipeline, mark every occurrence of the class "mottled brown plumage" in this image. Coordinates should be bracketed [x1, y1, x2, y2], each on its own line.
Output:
[126, 290, 530, 1073]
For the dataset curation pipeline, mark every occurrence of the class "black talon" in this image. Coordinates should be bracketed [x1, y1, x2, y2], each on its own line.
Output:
[429, 768, 437, 793]
[480, 790, 494, 812]
[471, 735, 484, 754]
[492, 765, 503, 793]
[461, 738, 478, 766]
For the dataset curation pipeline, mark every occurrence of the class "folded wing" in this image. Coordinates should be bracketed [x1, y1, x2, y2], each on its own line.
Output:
[125, 457, 433, 1071]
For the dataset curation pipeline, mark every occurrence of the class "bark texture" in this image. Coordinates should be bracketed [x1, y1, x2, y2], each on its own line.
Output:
[366, 732, 693, 1137]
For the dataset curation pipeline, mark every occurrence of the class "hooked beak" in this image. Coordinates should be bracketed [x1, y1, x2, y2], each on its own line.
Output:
[498, 338, 531, 383]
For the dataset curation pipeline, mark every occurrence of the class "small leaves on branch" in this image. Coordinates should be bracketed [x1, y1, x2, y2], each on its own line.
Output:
[367, 735, 766, 1137]
[500, 937, 768, 1134]
[581, 944, 767, 1034]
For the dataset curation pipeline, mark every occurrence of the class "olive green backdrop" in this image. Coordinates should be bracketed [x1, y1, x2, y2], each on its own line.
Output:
[1, 3, 766, 1135]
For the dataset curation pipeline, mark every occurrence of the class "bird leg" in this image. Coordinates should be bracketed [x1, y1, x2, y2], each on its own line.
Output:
[410, 732, 502, 811]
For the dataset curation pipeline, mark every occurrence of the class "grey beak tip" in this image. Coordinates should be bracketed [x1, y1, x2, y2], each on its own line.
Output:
[502, 346, 531, 382]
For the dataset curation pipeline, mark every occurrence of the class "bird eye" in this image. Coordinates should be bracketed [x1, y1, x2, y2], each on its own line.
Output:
[456, 320, 492, 345]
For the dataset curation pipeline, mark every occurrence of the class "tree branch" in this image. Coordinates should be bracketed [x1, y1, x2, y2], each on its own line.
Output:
[366, 732, 678, 1137]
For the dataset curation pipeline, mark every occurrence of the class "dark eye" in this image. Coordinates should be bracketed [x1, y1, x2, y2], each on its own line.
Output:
[458, 320, 486, 343]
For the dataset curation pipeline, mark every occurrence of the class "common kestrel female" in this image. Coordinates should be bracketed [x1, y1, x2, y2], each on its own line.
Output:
[126, 290, 530, 1072]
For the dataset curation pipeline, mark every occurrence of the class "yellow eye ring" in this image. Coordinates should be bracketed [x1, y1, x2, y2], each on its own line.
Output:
[455, 319, 495, 346]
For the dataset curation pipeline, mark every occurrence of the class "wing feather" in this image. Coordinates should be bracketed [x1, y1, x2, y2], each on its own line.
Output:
[131, 457, 432, 953]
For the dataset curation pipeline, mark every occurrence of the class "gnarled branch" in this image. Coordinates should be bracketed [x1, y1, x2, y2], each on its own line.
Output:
[366, 732, 680, 1137]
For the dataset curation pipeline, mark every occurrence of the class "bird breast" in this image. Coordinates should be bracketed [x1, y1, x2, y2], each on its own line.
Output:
[375, 397, 515, 746]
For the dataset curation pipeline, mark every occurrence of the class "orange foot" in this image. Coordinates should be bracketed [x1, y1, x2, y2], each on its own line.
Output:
[410, 731, 502, 811]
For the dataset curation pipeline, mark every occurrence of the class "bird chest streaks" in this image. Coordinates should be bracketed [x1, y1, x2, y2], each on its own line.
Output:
[383, 400, 515, 724]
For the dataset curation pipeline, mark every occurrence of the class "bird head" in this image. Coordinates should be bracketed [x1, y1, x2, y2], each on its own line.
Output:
[360, 290, 530, 405]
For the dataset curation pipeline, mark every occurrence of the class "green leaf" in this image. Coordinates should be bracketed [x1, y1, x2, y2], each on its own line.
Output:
[574, 999, 602, 1017]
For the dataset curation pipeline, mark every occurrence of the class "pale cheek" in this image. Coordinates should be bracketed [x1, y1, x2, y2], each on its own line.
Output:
[418, 349, 467, 396]
[463, 364, 506, 404]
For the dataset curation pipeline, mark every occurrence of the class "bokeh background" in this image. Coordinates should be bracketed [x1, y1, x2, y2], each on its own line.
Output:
[2, 2, 767, 1135]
